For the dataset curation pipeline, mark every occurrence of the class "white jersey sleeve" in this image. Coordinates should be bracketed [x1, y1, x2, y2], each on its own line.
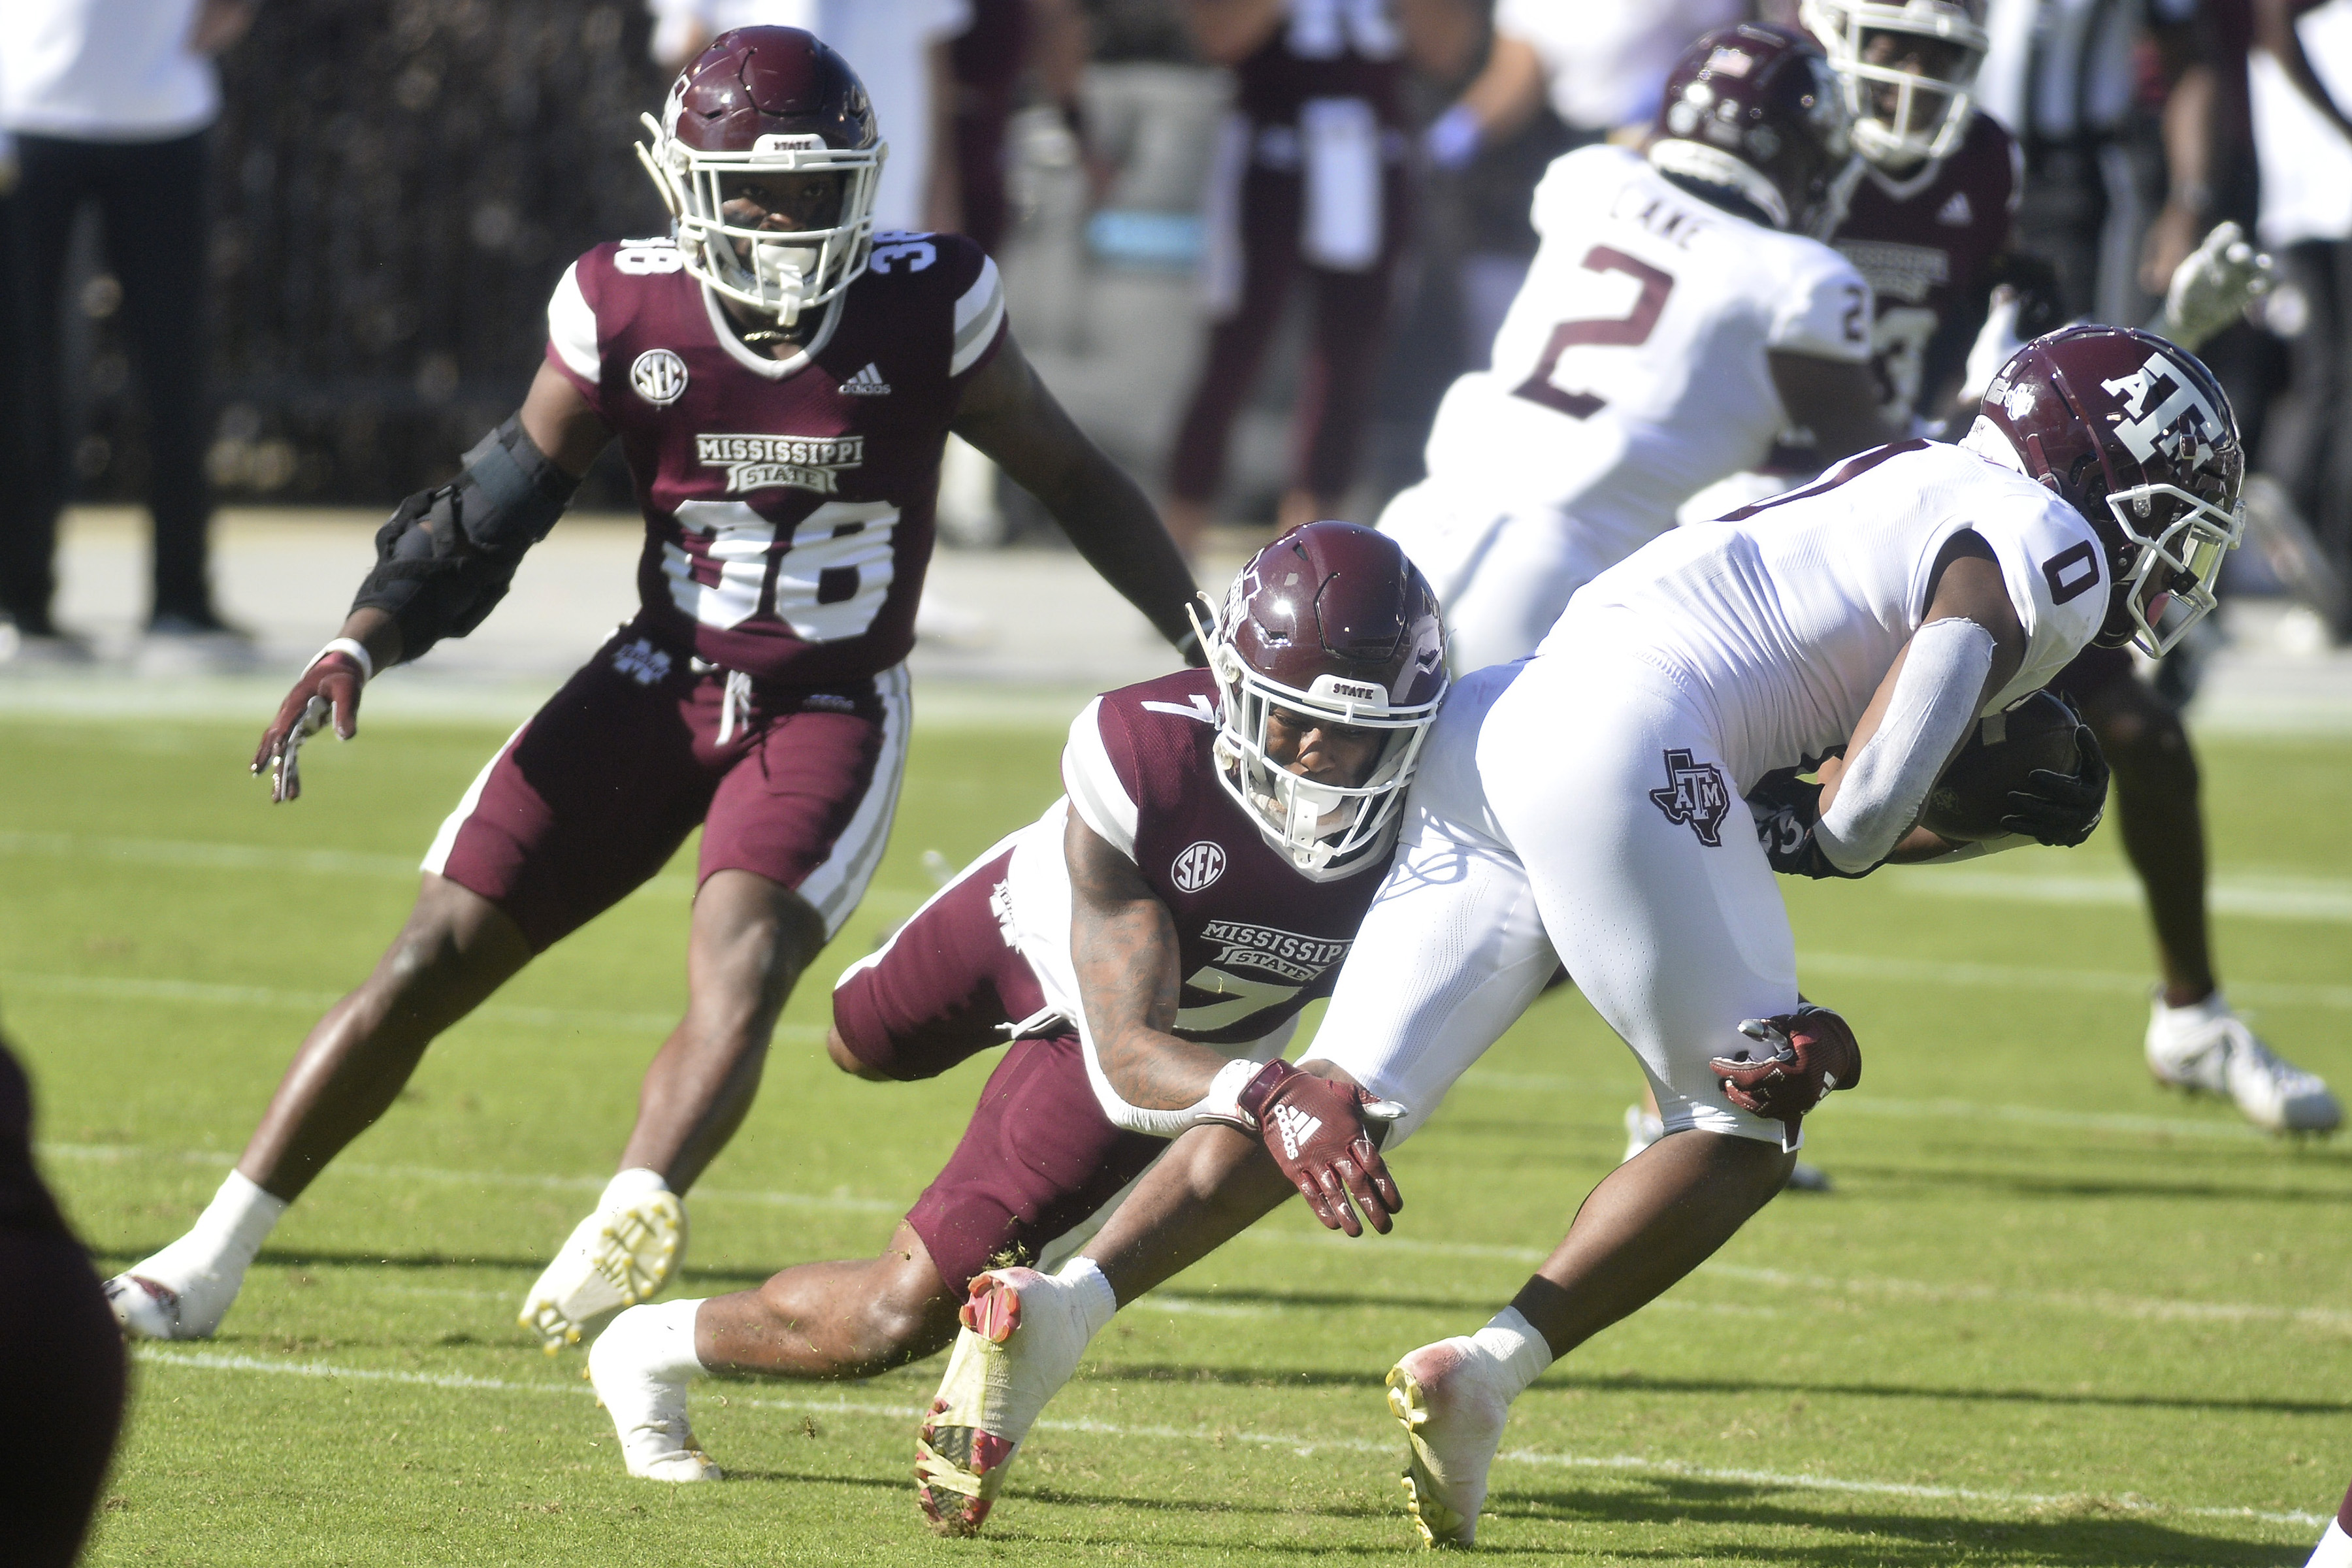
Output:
[1763, 248, 1874, 364]
[1968, 487, 2113, 709]
[1060, 697, 1139, 858]
[546, 261, 600, 382]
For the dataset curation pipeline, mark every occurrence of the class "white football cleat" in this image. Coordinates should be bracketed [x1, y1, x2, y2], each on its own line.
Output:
[588, 1305, 719, 1482]
[518, 1184, 685, 1352]
[914, 1267, 1093, 1535]
[103, 1243, 248, 1340]
[1387, 1337, 1515, 1548]
[2148, 994, 2342, 1134]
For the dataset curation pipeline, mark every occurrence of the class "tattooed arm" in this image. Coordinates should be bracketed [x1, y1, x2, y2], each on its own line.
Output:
[1066, 808, 1238, 1113]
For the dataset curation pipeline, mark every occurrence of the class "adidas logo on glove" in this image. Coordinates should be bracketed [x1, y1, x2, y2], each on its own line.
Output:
[1271, 1103, 1322, 1160]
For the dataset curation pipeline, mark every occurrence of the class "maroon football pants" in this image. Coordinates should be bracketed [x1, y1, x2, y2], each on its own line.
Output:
[1169, 156, 1411, 508]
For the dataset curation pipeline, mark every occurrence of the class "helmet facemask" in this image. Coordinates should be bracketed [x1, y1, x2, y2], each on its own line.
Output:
[1801, 0, 1987, 167]
[2103, 474, 2245, 657]
[1192, 596, 1442, 881]
[636, 111, 885, 330]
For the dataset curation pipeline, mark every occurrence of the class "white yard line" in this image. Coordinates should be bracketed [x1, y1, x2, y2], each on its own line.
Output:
[54, 1140, 2345, 1335]
[127, 1346, 2328, 1530]
[1884, 868, 2352, 923]
[0, 970, 834, 1040]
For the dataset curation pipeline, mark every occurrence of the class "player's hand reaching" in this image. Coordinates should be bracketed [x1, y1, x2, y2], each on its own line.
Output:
[1709, 1004, 1861, 1151]
[1999, 725, 2108, 848]
[253, 642, 370, 803]
[1239, 1060, 1403, 1237]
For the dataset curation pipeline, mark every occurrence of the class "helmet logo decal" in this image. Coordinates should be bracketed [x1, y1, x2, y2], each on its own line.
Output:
[631, 349, 690, 407]
[2100, 355, 2222, 466]
[1171, 841, 1227, 893]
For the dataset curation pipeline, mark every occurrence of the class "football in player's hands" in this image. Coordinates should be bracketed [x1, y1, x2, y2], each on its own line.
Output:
[1916, 690, 2083, 842]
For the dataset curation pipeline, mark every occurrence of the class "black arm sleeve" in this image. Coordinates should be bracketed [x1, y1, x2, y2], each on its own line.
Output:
[350, 417, 579, 662]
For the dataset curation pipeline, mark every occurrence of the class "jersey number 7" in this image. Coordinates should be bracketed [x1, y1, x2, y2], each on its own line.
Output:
[1512, 246, 1676, 420]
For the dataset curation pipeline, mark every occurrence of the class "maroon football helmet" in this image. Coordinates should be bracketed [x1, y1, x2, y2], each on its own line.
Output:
[1974, 325, 2245, 655]
[636, 27, 885, 327]
[1650, 24, 1854, 233]
[1198, 522, 1448, 880]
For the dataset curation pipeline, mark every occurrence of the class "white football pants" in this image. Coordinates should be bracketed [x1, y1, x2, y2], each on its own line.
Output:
[1375, 479, 1659, 677]
[1305, 648, 1800, 1149]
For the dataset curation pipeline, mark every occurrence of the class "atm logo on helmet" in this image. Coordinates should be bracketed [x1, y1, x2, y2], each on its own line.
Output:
[2100, 355, 2222, 466]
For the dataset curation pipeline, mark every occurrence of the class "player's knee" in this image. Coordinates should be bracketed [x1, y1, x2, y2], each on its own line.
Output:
[833, 1256, 958, 1372]
[2090, 687, 2196, 791]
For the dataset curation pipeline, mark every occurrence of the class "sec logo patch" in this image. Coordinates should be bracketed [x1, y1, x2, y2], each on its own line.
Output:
[1171, 840, 1226, 892]
[631, 349, 689, 407]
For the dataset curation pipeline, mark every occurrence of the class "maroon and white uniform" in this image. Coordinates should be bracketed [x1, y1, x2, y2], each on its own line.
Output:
[420, 233, 1007, 950]
[1169, 0, 1413, 511]
[1832, 112, 2019, 430]
[832, 666, 1394, 1293]
[1829, 116, 2135, 699]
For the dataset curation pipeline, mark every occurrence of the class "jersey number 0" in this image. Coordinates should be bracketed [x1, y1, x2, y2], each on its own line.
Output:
[1511, 246, 1676, 421]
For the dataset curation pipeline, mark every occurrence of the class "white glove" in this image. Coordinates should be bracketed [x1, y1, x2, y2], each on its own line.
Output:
[2158, 221, 2273, 351]
[1959, 285, 2028, 405]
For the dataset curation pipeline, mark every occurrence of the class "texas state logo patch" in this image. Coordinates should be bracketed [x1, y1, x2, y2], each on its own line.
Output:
[1648, 748, 1731, 847]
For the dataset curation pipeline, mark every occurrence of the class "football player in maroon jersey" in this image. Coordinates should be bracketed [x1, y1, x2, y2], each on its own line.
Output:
[581, 522, 1443, 1513]
[1633, 1, 2336, 1157]
[103, 27, 1204, 1354]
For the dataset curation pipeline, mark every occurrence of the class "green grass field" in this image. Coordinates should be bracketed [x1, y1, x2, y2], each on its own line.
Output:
[4, 703, 2349, 1565]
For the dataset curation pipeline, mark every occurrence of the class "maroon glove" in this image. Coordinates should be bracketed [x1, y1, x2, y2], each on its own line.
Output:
[1707, 1004, 1861, 1151]
[252, 649, 367, 803]
[1237, 1060, 1403, 1237]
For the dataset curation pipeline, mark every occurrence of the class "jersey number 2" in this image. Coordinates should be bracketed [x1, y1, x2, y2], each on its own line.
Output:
[1511, 246, 1676, 420]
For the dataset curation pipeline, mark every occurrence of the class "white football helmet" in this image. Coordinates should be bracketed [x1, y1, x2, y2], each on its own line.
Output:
[1801, 0, 1989, 167]
[634, 27, 887, 329]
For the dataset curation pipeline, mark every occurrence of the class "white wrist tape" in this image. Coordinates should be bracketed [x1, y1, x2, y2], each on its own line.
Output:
[1086, 1054, 1262, 1139]
[312, 637, 374, 682]
[1816, 618, 1995, 874]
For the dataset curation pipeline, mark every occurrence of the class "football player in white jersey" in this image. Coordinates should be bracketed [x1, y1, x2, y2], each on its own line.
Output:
[1650, 0, 2334, 1153]
[1379, 23, 1903, 677]
[904, 325, 2246, 1543]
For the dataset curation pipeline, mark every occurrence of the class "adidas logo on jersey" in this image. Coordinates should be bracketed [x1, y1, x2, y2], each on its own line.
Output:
[1271, 1103, 1322, 1160]
[1936, 190, 1973, 226]
[839, 362, 891, 396]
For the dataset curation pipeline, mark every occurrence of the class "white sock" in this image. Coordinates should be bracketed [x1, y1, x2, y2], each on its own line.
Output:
[1056, 1256, 1119, 1339]
[628, 1297, 708, 1382]
[1469, 1306, 1553, 1401]
[2310, 1519, 2352, 1568]
[167, 1171, 286, 1275]
[600, 1167, 670, 1209]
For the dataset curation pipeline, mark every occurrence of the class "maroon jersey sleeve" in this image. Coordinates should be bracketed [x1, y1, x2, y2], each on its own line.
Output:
[1076, 670, 1389, 1046]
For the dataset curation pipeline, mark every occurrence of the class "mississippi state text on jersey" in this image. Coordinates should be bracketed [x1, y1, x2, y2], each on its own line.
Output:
[1833, 112, 2019, 424]
[545, 229, 1007, 685]
[1000, 667, 1395, 1049]
[1419, 144, 1873, 552]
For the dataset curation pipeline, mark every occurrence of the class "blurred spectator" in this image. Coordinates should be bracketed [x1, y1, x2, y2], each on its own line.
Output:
[955, 0, 1102, 258]
[1974, 0, 2201, 326]
[646, 0, 972, 233]
[2249, 0, 2352, 612]
[1163, 0, 1458, 550]
[0, 0, 257, 665]
[0, 1020, 125, 1568]
[1422, 0, 1746, 361]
